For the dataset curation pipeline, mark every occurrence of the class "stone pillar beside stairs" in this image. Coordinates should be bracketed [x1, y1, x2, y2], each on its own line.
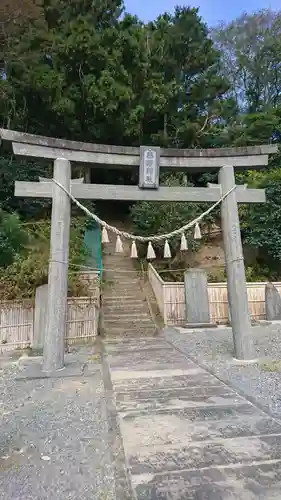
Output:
[265, 283, 281, 321]
[184, 268, 216, 328]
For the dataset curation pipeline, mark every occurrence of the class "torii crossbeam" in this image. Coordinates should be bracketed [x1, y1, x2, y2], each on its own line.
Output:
[0, 128, 277, 370]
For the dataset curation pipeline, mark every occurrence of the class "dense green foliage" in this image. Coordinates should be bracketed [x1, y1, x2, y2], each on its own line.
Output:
[0, 218, 88, 299]
[1, 1, 229, 147]
[0, 211, 28, 267]
[0, 156, 52, 218]
[0, 2, 281, 284]
[240, 164, 281, 264]
[130, 173, 218, 255]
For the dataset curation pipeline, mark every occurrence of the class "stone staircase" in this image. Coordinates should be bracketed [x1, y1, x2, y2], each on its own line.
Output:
[101, 238, 158, 337]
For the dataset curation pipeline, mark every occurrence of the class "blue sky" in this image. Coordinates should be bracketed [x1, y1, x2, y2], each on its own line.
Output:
[125, 0, 280, 26]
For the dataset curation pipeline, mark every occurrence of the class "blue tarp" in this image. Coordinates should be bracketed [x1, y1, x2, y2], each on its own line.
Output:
[84, 220, 103, 275]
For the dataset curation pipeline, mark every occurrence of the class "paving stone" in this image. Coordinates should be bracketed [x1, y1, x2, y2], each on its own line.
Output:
[119, 412, 281, 448]
[133, 461, 281, 499]
[110, 368, 206, 383]
[107, 352, 190, 372]
[115, 390, 244, 412]
[119, 402, 255, 420]
[115, 386, 236, 400]
[103, 335, 281, 499]
[107, 348, 185, 364]
[112, 373, 221, 391]
[105, 337, 160, 346]
[105, 342, 170, 354]
[109, 364, 195, 375]
[128, 434, 281, 475]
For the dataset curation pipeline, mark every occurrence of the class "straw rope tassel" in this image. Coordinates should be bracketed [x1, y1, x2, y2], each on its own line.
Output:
[130, 240, 138, 258]
[115, 235, 123, 253]
[147, 241, 156, 260]
[102, 226, 109, 243]
[164, 239, 171, 259]
[180, 232, 188, 251]
[194, 222, 202, 240]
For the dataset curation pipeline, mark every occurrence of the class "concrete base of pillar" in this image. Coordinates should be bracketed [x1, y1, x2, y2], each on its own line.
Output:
[230, 357, 259, 365]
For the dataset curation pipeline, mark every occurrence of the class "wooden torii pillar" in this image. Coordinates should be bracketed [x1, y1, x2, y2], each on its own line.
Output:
[0, 129, 277, 369]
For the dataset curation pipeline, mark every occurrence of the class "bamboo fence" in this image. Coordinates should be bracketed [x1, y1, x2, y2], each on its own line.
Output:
[148, 263, 281, 325]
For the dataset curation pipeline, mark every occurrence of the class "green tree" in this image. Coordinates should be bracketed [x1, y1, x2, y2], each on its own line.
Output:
[1, 2, 230, 148]
[0, 210, 27, 267]
[0, 217, 88, 299]
[0, 1, 233, 216]
[239, 159, 281, 266]
[0, 155, 51, 217]
[212, 9, 281, 112]
[136, 7, 230, 148]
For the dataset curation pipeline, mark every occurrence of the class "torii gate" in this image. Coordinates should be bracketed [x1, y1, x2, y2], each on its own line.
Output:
[0, 129, 277, 371]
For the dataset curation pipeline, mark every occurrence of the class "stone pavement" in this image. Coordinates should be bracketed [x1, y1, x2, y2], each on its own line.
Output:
[105, 335, 281, 499]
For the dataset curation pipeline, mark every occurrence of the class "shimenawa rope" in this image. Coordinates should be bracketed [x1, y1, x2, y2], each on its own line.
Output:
[52, 179, 236, 242]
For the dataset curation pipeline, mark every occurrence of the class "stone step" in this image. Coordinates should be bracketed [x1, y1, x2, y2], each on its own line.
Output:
[103, 302, 146, 309]
[104, 283, 141, 289]
[103, 271, 137, 276]
[103, 249, 131, 254]
[104, 281, 141, 292]
[103, 285, 142, 297]
[103, 317, 153, 325]
[105, 281, 142, 286]
[102, 325, 157, 337]
[103, 290, 145, 299]
[104, 291, 143, 296]
[102, 291, 145, 305]
[103, 276, 137, 280]
[103, 256, 133, 260]
[104, 270, 137, 275]
[103, 258, 131, 263]
[103, 264, 133, 269]
[103, 257, 132, 262]
[103, 293, 145, 299]
[103, 275, 140, 280]
[103, 312, 151, 320]
[103, 300, 146, 307]
[103, 263, 137, 268]
[103, 326, 157, 336]
[103, 301, 148, 308]
[103, 270, 135, 274]
[101, 244, 157, 338]
[103, 294, 144, 300]
[105, 274, 140, 285]
[103, 260, 129, 263]
[103, 308, 147, 314]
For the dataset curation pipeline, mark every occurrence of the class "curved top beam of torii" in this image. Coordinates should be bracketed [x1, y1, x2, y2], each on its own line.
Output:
[0, 128, 278, 171]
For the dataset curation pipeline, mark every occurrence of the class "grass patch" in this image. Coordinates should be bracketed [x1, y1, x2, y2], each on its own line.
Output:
[259, 360, 281, 372]
[0, 218, 89, 300]
[88, 354, 101, 361]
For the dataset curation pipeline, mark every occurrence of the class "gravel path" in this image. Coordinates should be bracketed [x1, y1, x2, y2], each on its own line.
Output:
[0, 350, 115, 500]
[163, 323, 281, 420]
